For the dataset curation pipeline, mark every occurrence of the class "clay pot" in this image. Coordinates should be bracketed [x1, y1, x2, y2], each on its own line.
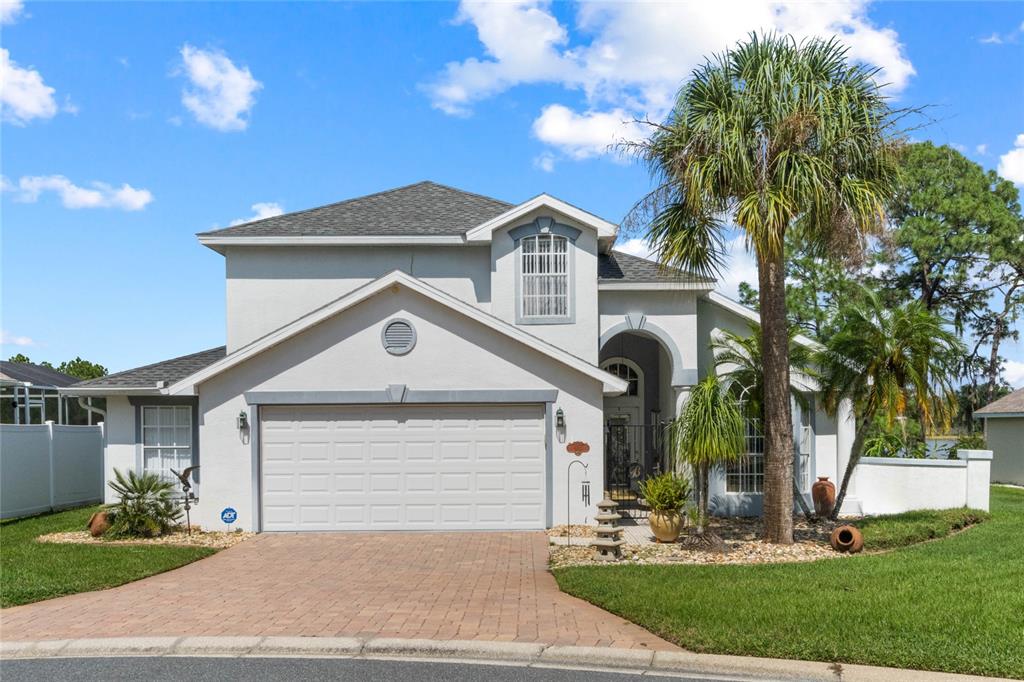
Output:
[649, 511, 683, 543]
[811, 477, 836, 518]
[86, 511, 111, 537]
[830, 525, 864, 553]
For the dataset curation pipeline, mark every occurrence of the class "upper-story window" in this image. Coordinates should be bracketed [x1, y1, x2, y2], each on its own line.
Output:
[520, 233, 569, 321]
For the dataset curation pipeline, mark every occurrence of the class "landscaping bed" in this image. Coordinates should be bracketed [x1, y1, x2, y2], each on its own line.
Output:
[37, 528, 252, 550]
[1, 505, 219, 608]
[553, 487, 1021, 678]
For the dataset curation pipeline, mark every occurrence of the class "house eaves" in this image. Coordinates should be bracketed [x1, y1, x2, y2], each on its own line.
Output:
[464, 194, 618, 244]
[703, 291, 822, 351]
[167, 270, 629, 396]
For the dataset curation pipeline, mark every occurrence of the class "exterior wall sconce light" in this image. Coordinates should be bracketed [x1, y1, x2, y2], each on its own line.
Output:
[237, 411, 249, 431]
[555, 408, 565, 429]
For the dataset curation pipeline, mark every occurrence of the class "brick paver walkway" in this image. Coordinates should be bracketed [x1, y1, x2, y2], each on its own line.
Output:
[0, 532, 675, 650]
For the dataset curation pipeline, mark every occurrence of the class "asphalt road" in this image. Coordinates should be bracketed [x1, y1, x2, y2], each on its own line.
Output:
[1, 656, 725, 681]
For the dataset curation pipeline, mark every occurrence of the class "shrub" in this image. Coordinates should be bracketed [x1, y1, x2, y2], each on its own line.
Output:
[863, 431, 903, 458]
[105, 469, 182, 538]
[638, 473, 692, 514]
[944, 433, 987, 458]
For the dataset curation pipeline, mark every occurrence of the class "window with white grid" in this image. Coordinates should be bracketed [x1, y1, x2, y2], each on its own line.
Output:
[519, 234, 569, 320]
[142, 405, 193, 483]
[726, 417, 764, 493]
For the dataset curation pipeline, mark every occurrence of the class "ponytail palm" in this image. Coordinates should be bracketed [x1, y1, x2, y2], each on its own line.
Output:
[670, 374, 745, 541]
[627, 33, 902, 543]
[818, 289, 963, 518]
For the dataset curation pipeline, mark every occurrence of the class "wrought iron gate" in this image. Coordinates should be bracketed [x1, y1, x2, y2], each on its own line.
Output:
[603, 421, 665, 516]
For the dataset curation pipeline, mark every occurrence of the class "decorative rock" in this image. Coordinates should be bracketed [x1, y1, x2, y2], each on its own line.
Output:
[86, 511, 111, 537]
[591, 494, 624, 561]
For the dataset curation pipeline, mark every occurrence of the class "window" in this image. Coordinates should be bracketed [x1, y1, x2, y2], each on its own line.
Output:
[520, 234, 569, 320]
[142, 405, 193, 483]
[603, 362, 639, 396]
[726, 417, 764, 493]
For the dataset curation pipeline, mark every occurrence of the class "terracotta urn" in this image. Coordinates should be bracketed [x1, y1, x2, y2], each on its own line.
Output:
[649, 510, 683, 543]
[87, 511, 111, 537]
[830, 525, 864, 553]
[811, 476, 836, 518]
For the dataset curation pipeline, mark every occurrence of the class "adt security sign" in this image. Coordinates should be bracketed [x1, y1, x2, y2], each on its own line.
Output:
[221, 507, 238, 525]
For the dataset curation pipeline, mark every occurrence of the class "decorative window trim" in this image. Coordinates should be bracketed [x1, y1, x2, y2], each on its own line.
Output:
[381, 318, 417, 355]
[512, 217, 579, 325]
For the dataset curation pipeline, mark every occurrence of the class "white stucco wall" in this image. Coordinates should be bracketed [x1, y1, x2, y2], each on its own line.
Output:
[194, 285, 606, 531]
[103, 395, 135, 505]
[491, 209, 600, 362]
[225, 245, 492, 351]
[852, 450, 992, 514]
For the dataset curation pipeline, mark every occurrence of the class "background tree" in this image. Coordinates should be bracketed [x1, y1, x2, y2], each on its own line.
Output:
[669, 374, 745, 547]
[818, 289, 963, 518]
[626, 33, 901, 543]
[55, 357, 108, 381]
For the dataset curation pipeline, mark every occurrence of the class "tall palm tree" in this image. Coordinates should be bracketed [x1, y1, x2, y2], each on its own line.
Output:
[627, 33, 902, 543]
[669, 374, 745, 543]
[818, 289, 963, 518]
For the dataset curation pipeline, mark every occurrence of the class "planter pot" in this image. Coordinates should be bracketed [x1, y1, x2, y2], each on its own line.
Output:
[811, 477, 836, 518]
[87, 511, 111, 537]
[830, 525, 864, 553]
[649, 511, 683, 543]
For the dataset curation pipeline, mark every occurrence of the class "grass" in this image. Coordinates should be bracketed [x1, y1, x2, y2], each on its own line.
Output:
[1, 505, 216, 608]
[856, 506, 989, 550]
[555, 487, 1024, 678]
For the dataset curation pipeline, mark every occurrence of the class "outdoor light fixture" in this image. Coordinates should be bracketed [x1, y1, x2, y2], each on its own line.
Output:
[555, 408, 565, 429]
[236, 411, 249, 430]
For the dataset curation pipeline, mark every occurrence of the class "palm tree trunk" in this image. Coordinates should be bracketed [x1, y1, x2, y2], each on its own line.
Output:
[830, 415, 872, 520]
[697, 462, 709, 534]
[758, 248, 795, 544]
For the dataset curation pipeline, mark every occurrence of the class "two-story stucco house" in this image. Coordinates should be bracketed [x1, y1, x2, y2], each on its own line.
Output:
[65, 181, 855, 532]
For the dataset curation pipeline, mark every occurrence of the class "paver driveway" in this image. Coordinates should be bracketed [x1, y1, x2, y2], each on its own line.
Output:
[0, 532, 675, 650]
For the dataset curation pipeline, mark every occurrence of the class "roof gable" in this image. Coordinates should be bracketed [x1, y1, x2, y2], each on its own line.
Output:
[198, 181, 512, 241]
[168, 271, 628, 396]
[464, 194, 617, 243]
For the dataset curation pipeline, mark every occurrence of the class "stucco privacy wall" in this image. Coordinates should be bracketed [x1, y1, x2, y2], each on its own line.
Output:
[225, 245, 492, 351]
[853, 450, 992, 514]
[984, 417, 1024, 485]
[196, 285, 605, 531]
[491, 209, 600, 362]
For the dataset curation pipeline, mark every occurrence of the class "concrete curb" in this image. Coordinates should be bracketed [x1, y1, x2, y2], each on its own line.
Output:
[0, 636, 1004, 681]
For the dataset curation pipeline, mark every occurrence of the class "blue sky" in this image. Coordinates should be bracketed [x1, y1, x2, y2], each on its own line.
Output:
[2, 1, 1023, 386]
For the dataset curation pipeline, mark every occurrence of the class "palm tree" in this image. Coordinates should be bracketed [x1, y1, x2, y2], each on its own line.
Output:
[818, 289, 963, 519]
[669, 374, 745, 545]
[627, 33, 902, 543]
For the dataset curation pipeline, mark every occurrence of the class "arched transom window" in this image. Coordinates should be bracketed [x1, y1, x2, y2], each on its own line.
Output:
[603, 362, 639, 396]
[520, 234, 569, 320]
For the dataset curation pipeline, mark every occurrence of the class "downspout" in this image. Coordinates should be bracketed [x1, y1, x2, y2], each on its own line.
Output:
[78, 396, 107, 421]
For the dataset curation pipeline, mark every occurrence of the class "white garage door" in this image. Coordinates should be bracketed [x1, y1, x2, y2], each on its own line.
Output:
[260, 404, 547, 531]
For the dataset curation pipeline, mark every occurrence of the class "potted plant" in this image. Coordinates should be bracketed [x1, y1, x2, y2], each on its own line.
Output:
[639, 473, 691, 542]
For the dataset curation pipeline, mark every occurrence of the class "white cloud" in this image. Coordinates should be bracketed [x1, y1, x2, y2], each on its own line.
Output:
[1, 329, 34, 347]
[178, 44, 262, 131]
[980, 33, 1002, 45]
[951, 143, 966, 153]
[976, 143, 988, 155]
[715, 235, 759, 299]
[1003, 359, 1024, 389]
[533, 152, 556, 173]
[4, 174, 153, 210]
[426, 1, 915, 160]
[230, 202, 284, 226]
[0, 48, 58, 125]
[997, 134, 1024, 186]
[532, 105, 646, 159]
[0, 0, 24, 24]
[614, 237, 655, 260]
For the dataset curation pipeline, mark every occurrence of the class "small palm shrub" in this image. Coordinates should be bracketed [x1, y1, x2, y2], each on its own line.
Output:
[638, 473, 692, 514]
[105, 468, 182, 538]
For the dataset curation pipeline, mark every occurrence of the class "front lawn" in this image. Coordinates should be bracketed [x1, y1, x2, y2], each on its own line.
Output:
[1, 505, 216, 608]
[555, 486, 1024, 678]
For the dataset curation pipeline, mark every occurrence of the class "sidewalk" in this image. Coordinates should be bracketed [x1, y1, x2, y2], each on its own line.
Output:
[0, 636, 1005, 681]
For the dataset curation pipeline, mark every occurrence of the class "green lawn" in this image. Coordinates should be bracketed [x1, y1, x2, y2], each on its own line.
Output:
[555, 486, 1024, 679]
[1, 505, 215, 608]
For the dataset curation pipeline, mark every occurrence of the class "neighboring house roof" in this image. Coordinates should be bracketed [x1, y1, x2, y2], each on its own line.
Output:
[198, 181, 513, 239]
[168, 271, 629, 397]
[975, 389, 1024, 418]
[0, 361, 79, 388]
[598, 250, 714, 287]
[64, 347, 226, 394]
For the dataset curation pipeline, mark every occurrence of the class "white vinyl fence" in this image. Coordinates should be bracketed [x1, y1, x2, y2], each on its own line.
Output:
[852, 449, 992, 515]
[0, 422, 104, 519]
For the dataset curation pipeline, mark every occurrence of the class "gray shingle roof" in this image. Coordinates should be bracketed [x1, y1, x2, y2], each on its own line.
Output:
[976, 389, 1024, 416]
[599, 250, 714, 284]
[199, 181, 513, 238]
[71, 346, 226, 389]
[0, 361, 80, 387]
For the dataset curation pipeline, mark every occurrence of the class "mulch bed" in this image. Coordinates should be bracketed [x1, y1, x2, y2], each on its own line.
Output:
[36, 529, 253, 550]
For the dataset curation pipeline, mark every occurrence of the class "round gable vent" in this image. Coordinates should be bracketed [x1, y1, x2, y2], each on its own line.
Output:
[382, 319, 416, 355]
